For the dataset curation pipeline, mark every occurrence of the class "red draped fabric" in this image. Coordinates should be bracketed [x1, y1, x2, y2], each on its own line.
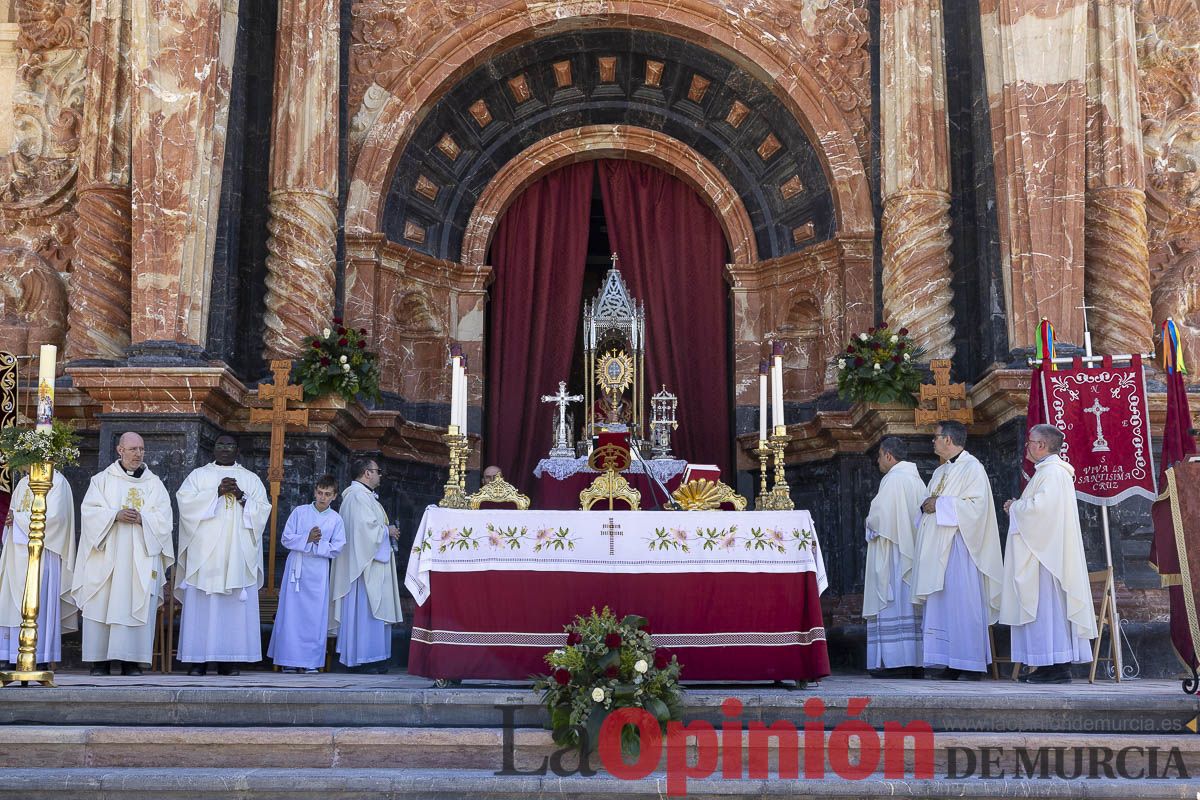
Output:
[484, 163, 595, 494]
[597, 160, 732, 477]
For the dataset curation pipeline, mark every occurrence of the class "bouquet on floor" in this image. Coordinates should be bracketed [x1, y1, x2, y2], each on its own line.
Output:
[836, 322, 924, 406]
[294, 317, 382, 403]
[0, 420, 80, 470]
[532, 606, 683, 754]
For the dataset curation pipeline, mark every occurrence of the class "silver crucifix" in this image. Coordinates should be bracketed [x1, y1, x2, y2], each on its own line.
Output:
[1085, 397, 1111, 452]
[541, 381, 583, 458]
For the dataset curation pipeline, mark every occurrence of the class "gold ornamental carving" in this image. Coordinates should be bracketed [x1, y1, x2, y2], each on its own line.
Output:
[672, 479, 747, 512]
[580, 469, 641, 512]
[467, 474, 530, 510]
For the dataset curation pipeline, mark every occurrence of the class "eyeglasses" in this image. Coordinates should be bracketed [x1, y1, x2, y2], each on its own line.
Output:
[365, 467, 382, 474]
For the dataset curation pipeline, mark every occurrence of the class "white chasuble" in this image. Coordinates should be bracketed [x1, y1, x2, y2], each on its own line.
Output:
[863, 461, 926, 669]
[175, 462, 271, 663]
[72, 462, 174, 664]
[330, 482, 401, 667]
[267, 504, 346, 669]
[0, 471, 77, 662]
[1001, 454, 1096, 665]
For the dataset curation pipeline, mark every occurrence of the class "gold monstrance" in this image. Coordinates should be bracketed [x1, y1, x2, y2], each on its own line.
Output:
[583, 255, 646, 448]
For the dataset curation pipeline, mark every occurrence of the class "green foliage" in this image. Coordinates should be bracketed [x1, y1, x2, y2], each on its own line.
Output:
[531, 607, 683, 755]
[293, 317, 382, 403]
[836, 322, 925, 406]
[0, 420, 81, 470]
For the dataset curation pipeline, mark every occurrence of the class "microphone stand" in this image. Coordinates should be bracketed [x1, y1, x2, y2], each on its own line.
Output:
[629, 440, 676, 510]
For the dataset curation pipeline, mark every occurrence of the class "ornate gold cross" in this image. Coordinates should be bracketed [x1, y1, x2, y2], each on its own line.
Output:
[249, 360, 309, 594]
[914, 359, 973, 427]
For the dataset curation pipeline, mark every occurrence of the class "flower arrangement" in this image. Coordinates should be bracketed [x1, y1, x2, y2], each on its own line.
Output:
[294, 317, 382, 403]
[532, 607, 683, 754]
[836, 322, 925, 406]
[0, 420, 81, 470]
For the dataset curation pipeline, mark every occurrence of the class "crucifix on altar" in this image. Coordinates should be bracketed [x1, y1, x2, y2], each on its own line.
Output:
[541, 381, 582, 458]
[248, 360, 309, 596]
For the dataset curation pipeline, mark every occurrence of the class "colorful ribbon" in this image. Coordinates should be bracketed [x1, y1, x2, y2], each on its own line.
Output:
[1162, 319, 1187, 375]
[1035, 318, 1056, 370]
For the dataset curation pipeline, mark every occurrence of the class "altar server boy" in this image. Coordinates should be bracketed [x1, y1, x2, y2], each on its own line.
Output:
[268, 475, 346, 672]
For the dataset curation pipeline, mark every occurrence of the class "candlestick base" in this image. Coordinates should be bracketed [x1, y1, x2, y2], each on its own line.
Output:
[753, 444, 771, 510]
[757, 433, 794, 511]
[438, 432, 472, 509]
[0, 668, 55, 687]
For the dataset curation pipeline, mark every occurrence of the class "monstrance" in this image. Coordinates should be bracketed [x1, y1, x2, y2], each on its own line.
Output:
[583, 254, 647, 449]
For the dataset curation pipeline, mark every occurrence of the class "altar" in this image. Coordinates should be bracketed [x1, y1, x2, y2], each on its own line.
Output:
[404, 507, 830, 683]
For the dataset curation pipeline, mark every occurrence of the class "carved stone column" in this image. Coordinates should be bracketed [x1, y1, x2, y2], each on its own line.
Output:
[1084, 0, 1152, 356]
[981, 0, 1088, 347]
[261, 0, 339, 359]
[0, 2, 18, 155]
[67, 0, 133, 362]
[129, 0, 240, 352]
[879, 0, 955, 359]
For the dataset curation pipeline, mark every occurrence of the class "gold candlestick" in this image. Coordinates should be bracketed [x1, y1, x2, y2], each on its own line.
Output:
[1, 462, 55, 687]
[438, 426, 470, 509]
[754, 441, 771, 510]
[758, 426, 795, 511]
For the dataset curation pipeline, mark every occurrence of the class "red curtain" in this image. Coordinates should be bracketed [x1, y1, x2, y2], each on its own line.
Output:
[597, 160, 732, 477]
[484, 163, 595, 493]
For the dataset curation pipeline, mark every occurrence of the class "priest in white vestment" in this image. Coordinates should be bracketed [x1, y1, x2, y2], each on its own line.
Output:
[73, 432, 174, 676]
[1001, 424, 1097, 684]
[175, 435, 271, 676]
[330, 458, 402, 672]
[267, 475, 346, 672]
[0, 469, 77, 666]
[863, 437, 927, 676]
[911, 420, 1004, 679]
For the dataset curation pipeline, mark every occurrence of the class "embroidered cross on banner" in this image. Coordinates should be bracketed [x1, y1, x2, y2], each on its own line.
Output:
[600, 517, 623, 555]
[1086, 397, 1111, 453]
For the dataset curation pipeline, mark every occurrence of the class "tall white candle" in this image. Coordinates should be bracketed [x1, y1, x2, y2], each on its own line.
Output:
[771, 342, 784, 431]
[449, 355, 461, 431]
[458, 359, 468, 433]
[758, 359, 768, 442]
[36, 344, 56, 432]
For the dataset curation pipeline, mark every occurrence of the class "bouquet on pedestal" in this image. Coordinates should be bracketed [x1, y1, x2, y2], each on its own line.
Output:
[836, 323, 924, 406]
[532, 606, 683, 754]
[294, 317, 382, 403]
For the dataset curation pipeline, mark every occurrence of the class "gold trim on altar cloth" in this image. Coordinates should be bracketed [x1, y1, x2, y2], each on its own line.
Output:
[467, 474, 530, 510]
[672, 478, 747, 511]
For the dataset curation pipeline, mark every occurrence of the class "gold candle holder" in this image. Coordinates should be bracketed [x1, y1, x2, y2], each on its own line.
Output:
[757, 426, 794, 511]
[0, 461, 56, 687]
[753, 441, 771, 510]
[438, 426, 470, 509]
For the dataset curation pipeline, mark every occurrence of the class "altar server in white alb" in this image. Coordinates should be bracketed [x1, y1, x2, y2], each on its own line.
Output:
[863, 437, 927, 677]
[73, 432, 174, 676]
[175, 435, 271, 676]
[0, 468, 77, 666]
[268, 475, 346, 672]
[330, 458, 402, 673]
[911, 420, 1004, 680]
[1001, 424, 1097, 684]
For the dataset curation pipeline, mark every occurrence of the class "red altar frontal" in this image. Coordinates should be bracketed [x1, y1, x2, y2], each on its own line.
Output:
[404, 508, 830, 682]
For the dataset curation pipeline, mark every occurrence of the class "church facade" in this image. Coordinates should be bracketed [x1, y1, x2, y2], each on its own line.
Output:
[0, 0, 1195, 669]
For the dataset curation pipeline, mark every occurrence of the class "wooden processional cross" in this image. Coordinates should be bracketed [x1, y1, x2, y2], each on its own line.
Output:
[914, 359, 973, 427]
[248, 360, 309, 594]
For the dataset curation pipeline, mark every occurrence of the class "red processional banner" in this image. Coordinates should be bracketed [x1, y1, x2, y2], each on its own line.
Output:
[1040, 355, 1157, 506]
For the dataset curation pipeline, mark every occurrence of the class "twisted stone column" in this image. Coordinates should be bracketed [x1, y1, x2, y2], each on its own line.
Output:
[65, 0, 133, 361]
[1084, 0, 1152, 356]
[879, 0, 955, 359]
[261, 0, 339, 359]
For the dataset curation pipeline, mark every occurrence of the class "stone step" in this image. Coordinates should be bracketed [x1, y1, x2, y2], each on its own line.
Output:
[2, 676, 1193, 735]
[1, 725, 1197, 778]
[0, 767, 1194, 799]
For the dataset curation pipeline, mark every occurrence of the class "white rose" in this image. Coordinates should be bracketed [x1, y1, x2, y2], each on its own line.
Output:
[340, 355, 348, 363]
[322, 328, 331, 338]
[342, 363, 351, 372]
[904, 353, 911, 362]
[591, 687, 605, 702]
[634, 659, 648, 674]
[890, 335, 898, 344]
[873, 363, 882, 371]
[859, 332, 869, 341]
[837, 359, 846, 370]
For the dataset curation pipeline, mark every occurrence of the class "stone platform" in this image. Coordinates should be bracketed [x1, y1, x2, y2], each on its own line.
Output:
[0, 671, 1196, 798]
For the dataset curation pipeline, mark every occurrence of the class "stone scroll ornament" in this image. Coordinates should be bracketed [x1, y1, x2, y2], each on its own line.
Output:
[1040, 354, 1157, 506]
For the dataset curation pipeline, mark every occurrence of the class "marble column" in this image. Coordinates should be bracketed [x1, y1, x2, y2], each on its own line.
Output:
[880, 0, 955, 359]
[129, 0, 240, 353]
[1084, 0, 1152, 357]
[261, 0, 340, 359]
[67, 0, 133, 362]
[981, 0, 1088, 348]
[0, 2, 18, 155]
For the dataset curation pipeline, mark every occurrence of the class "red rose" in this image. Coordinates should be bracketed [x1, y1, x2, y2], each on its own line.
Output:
[846, 345, 855, 354]
[320, 357, 331, 367]
[654, 653, 669, 670]
[899, 327, 909, 336]
[868, 326, 875, 334]
[332, 317, 343, 325]
[896, 341, 905, 350]
[892, 355, 902, 364]
[359, 327, 367, 335]
[311, 341, 321, 350]
[854, 357, 865, 367]
[605, 665, 619, 678]
[338, 338, 349, 347]
[357, 340, 367, 349]
[880, 321, 888, 329]
[604, 632, 622, 649]
[337, 327, 347, 336]
[566, 631, 581, 646]
[553, 668, 570, 685]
